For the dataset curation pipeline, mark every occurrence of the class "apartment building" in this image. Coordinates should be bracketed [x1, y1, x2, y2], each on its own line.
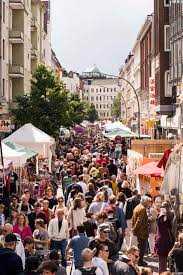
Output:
[81, 66, 119, 120]
[119, 15, 153, 135]
[51, 49, 62, 79]
[0, 0, 51, 119]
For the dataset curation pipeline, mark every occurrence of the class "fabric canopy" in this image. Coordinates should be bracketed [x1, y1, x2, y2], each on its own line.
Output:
[133, 161, 164, 177]
[3, 123, 55, 158]
[104, 121, 132, 132]
[2, 141, 37, 166]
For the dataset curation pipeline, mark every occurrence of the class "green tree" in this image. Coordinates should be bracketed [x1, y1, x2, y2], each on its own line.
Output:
[67, 94, 87, 126]
[11, 65, 85, 137]
[86, 103, 98, 123]
[112, 92, 121, 118]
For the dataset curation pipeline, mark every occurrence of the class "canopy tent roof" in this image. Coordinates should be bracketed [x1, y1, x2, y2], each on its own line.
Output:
[4, 123, 55, 145]
[103, 129, 136, 139]
[3, 123, 55, 159]
[2, 141, 37, 166]
[104, 121, 132, 133]
[134, 161, 164, 177]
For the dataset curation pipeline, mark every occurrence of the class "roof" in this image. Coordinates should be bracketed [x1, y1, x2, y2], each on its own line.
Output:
[83, 65, 101, 74]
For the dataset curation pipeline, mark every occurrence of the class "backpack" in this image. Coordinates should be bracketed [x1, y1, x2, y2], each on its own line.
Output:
[78, 266, 97, 275]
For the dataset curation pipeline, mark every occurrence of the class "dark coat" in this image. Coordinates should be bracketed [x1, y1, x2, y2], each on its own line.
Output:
[155, 215, 175, 256]
[0, 247, 24, 275]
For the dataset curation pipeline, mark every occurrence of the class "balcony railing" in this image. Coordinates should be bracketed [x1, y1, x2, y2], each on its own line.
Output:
[9, 30, 24, 43]
[9, 65, 24, 78]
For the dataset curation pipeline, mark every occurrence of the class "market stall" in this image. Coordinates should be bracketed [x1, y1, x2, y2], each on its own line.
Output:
[3, 123, 55, 171]
[134, 161, 163, 196]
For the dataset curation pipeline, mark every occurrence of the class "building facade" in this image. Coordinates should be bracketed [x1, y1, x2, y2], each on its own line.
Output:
[0, 0, 51, 119]
[81, 66, 119, 120]
[61, 70, 81, 95]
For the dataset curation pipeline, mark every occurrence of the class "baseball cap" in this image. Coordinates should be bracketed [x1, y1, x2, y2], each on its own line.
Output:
[5, 233, 17, 243]
[98, 223, 110, 233]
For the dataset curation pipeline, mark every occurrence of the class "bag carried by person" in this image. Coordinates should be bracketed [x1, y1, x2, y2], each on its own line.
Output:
[78, 266, 97, 275]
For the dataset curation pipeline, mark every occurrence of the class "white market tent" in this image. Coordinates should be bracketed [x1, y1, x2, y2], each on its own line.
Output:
[2, 142, 36, 167]
[3, 123, 55, 158]
[3, 124, 55, 171]
[103, 121, 137, 139]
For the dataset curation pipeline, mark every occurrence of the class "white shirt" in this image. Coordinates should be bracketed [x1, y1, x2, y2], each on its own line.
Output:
[48, 218, 69, 241]
[77, 181, 87, 194]
[92, 257, 109, 275]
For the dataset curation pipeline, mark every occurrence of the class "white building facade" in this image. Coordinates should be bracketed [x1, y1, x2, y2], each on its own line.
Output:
[82, 66, 119, 120]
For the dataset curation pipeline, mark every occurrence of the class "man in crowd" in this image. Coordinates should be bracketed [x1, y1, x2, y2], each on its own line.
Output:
[0, 233, 24, 275]
[132, 196, 151, 266]
[48, 209, 69, 267]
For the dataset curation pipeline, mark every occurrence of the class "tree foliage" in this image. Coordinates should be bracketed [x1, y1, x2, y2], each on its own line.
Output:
[86, 103, 98, 123]
[112, 92, 122, 118]
[11, 65, 86, 137]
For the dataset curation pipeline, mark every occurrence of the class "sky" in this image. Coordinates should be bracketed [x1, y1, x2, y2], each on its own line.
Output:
[52, 0, 153, 75]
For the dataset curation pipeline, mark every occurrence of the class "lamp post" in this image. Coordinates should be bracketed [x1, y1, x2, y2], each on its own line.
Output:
[103, 73, 141, 137]
[120, 93, 128, 124]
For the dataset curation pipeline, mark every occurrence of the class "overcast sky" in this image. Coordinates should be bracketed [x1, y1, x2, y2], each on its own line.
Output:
[52, 0, 153, 75]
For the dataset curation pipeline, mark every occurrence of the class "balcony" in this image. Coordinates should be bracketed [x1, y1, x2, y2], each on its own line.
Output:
[9, 30, 24, 43]
[31, 48, 38, 60]
[9, 65, 24, 78]
[9, 0, 25, 10]
[31, 17, 38, 31]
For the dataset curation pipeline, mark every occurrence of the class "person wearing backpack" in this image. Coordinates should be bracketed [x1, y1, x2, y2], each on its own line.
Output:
[73, 248, 103, 275]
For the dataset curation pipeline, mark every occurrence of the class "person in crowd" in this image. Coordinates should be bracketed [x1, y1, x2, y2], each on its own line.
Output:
[121, 181, 132, 198]
[33, 218, 49, 251]
[89, 223, 117, 261]
[155, 203, 175, 273]
[13, 213, 32, 241]
[138, 267, 153, 275]
[169, 232, 183, 273]
[88, 192, 106, 215]
[25, 256, 40, 275]
[148, 197, 159, 256]
[49, 250, 67, 275]
[132, 195, 151, 266]
[66, 224, 89, 269]
[92, 243, 109, 275]
[84, 213, 98, 237]
[2, 222, 25, 268]
[85, 183, 96, 200]
[107, 159, 118, 177]
[37, 199, 53, 226]
[68, 197, 86, 236]
[0, 203, 5, 226]
[18, 194, 33, 216]
[6, 207, 19, 226]
[77, 175, 87, 194]
[24, 236, 35, 258]
[113, 246, 140, 275]
[48, 209, 69, 267]
[38, 260, 58, 275]
[73, 248, 103, 275]
[52, 196, 68, 216]
[0, 233, 24, 275]
[44, 187, 57, 209]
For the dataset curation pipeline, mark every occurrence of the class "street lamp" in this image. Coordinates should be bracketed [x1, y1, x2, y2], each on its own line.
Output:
[103, 73, 141, 137]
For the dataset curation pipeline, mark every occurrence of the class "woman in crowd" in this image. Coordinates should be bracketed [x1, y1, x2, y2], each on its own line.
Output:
[13, 213, 32, 241]
[68, 197, 86, 236]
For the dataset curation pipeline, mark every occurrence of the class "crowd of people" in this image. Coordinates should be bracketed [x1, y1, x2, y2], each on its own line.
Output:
[0, 130, 182, 275]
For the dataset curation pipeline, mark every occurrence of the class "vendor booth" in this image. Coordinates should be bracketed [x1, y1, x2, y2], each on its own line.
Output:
[134, 161, 163, 197]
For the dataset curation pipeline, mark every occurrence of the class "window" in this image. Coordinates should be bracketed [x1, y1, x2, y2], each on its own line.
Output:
[103, 104, 105, 109]
[2, 79, 5, 97]
[96, 88, 98, 93]
[100, 104, 102, 109]
[165, 70, 172, 97]
[3, 2, 5, 23]
[96, 96, 98, 101]
[100, 96, 102, 101]
[111, 88, 113, 92]
[114, 88, 116, 92]
[164, 0, 170, 7]
[164, 25, 170, 52]
[3, 39, 5, 60]
[96, 104, 98, 109]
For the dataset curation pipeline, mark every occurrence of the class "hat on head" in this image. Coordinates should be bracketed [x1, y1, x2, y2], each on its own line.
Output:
[98, 223, 110, 233]
[5, 233, 17, 243]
